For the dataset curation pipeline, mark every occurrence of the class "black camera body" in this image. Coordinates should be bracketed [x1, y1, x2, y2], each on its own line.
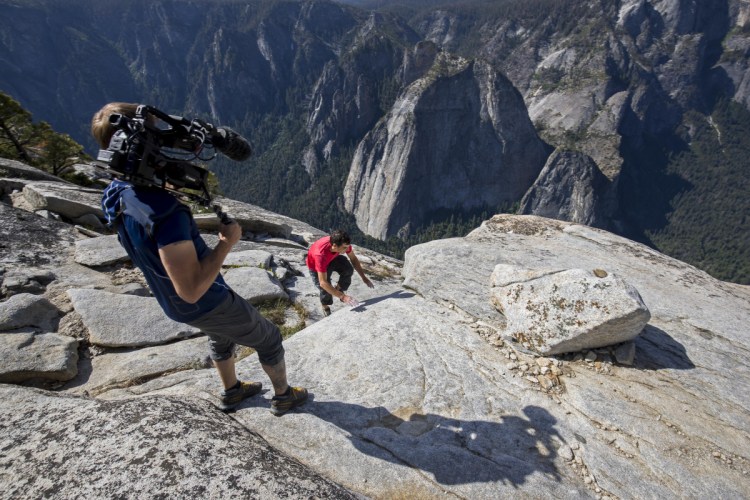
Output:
[96, 104, 251, 206]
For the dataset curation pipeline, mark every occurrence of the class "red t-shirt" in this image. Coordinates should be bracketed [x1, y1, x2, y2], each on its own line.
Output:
[306, 236, 351, 273]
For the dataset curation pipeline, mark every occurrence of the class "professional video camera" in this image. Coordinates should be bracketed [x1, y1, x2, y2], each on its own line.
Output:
[96, 104, 251, 220]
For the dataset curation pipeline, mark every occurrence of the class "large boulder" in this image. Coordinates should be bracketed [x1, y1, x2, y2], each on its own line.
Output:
[490, 265, 650, 354]
[0, 293, 60, 331]
[67, 289, 200, 347]
[0, 202, 77, 272]
[0, 330, 78, 383]
[22, 181, 104, 220]
[74, 234, 129, 267]
[222, 249, 273, 268]
[0, 158, 62, 182]
[67, 337, 210, 397]
[222, 267, 288, 304]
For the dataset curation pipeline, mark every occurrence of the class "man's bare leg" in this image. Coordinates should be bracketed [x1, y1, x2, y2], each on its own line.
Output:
[213, 357, 238, 390]
[261, 359, 289, 396]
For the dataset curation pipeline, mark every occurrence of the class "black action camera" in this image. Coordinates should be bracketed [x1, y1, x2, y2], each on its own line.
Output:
[96, 104, 251, 207]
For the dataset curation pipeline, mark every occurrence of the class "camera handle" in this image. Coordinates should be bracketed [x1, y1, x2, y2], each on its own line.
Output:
[212, 204, 234, 225]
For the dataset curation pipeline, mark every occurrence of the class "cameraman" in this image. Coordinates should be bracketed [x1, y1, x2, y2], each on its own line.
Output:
[92, 102, 307, 415]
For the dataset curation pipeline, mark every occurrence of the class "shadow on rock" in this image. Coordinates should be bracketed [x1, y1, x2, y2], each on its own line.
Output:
[351, 290, 415, 311]
[309, 399, 563, 487]
[633, 325, 695, 370]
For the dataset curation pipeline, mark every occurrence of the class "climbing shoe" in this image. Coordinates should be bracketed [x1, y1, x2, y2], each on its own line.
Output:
[322, 304, 331, 317]
[219, 380, 262, 412]
[270, 386, 308, 416]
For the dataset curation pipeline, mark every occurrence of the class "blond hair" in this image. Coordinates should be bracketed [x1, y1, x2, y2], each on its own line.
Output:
[90, 102, 139, 149]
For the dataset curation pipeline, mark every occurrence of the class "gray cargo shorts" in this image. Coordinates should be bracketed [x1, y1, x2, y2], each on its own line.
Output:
[188, 289, 285, 365]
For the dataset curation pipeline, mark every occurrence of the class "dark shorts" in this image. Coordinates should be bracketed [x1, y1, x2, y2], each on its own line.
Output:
[309, 254, 354, 306]
[188, 290, 285, 365]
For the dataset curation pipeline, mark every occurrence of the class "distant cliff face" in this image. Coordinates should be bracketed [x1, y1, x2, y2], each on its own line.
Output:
[413, 0, 746, 182]
[302, 13, 419, 177]
[343, 54, 549, 239]
[0, 0, 367, 149]
[408, 0, 750, 283]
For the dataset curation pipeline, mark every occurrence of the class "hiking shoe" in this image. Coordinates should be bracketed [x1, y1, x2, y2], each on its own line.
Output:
[219, 380, 262, 412]
[270, 386, 308, 416]
[322, 305, 331, 317]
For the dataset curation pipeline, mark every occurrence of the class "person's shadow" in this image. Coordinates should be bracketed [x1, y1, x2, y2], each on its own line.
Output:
[350, 290, 415, 311]
[307, 399, 564, 487]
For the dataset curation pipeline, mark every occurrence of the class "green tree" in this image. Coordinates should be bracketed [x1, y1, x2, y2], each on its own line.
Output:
[40, 126, 84, 176]
[0, 91, 86, 177]
[0, 92, 45, 164]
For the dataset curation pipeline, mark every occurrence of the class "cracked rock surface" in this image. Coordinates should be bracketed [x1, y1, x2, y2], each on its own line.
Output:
[1, 163, 748, 499]
[102, 215, 750, 499]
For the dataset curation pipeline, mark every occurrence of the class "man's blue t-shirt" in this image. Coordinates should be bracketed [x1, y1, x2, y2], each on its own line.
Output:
[103, 181, 229, 323]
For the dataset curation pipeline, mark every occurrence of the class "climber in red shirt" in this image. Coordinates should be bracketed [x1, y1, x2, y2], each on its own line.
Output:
[306, 229, 373, 316]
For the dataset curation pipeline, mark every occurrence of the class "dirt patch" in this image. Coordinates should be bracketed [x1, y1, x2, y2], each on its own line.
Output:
[481, 214, 567, 237]
[110, 265, 148, 288]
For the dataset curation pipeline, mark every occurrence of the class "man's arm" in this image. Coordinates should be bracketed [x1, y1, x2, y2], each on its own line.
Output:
[317, 271, 347, 301]
[159, 221, 241, 304]
[347, 250, 373, 288]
